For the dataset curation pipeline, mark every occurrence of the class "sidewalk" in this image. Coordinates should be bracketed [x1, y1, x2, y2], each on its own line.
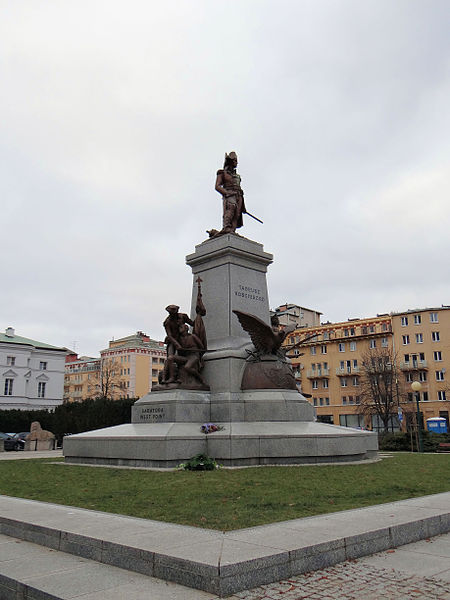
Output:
[0, 449, 63, 460]
[0, 492, 448, 597]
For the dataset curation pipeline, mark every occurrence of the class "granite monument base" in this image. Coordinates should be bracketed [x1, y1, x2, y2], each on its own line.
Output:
[64, 389, 378, 468]
[63, 421, 378, 468]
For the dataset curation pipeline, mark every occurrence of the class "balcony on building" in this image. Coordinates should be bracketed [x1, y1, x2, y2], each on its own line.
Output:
[336, 366, 360, 376]
[400, 360, 428, 371]
[306, 367, 330, 378]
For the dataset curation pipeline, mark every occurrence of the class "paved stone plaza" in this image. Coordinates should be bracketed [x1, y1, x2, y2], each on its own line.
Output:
[232, 535, 450, 599]
[0, 488, 449, 598]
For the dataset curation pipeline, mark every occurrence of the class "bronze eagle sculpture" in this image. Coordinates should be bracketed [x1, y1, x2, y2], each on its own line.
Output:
[233, 310, 288, 356]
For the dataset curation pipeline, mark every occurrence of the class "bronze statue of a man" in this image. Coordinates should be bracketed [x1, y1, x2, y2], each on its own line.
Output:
[215, 151, 246, 234]
[163, 324, 207, 386]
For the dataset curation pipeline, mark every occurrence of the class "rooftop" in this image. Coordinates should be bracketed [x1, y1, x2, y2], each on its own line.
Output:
[0, 328, 66, 352]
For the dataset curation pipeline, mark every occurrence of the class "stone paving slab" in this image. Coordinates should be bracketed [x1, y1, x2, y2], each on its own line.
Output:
[1, 532, 450, 599]
[0, 492, 449, 596]
[232, 545, 450, 600]
[0, 450, 63, 460]
[0, 535, 216, 600]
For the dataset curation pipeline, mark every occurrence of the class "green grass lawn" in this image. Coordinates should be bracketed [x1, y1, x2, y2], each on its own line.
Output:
[0, 454, 449, 531]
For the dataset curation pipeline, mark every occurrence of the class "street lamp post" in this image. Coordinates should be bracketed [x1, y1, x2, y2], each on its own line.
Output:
[411, 381, 424, 453]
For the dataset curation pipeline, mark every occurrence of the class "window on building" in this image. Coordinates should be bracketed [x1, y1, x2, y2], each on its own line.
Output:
[319, 397, 324, 406]
[6, 356, 15, 366]
[434, 351, 442, 361]
[430, 312, 439, 323]
[4, 378, 13, 395]
[342, 396, 347, 405]
[422, 391, 429, 401]
[321, 345, 327, 354]
[352, 376, 359, 386]
[371, 414, 400, 433]
[313, 398, 318, 406]
[341, 377, 348, 387]
[323, 379, 329, 389]
[344, 329, 349, 337]
[350, 341, 356, 351]
[432, 331, 440, 342]
[369, 339, 376, 349]
[382, 323, 388, 331]
[419, 352, 425, 361]
[436, 370, 445, 381]
[38, 382, 46, 398]
[405, 372, 413, 383]
[39, 362, 47, 371]
[401, 316, 408, 326]
[402, 335, 410, 345]
[325, 397, 330, 405]
[369, 325, 375, 333]
[415, 333, 423, 343]
[350, 328, 355, 336]
[312, 380, 318, 389]
[339, 414, 365, 428]
[404, 353, 410, 362]
[310, 346, 317, 355]
[362, 326, 368, 334]
[338, 343, 345, 352]
[414, 314, 421, 325]
[419, 371, 427, 382]
[438, 391, 447, 401]
[323, 331, 329, 341]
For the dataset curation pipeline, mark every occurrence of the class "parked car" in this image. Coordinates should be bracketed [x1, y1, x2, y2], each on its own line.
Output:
[12, 432, 30, 450]
[0, 432, 19, 451]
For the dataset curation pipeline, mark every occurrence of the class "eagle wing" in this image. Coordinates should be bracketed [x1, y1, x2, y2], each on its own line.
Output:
[233, 310, 277, 354]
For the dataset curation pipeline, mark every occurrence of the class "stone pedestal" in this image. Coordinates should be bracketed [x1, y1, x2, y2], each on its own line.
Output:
[63, 234, 378, 467]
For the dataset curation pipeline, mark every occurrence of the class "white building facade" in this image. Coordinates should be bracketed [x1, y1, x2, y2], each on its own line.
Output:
[1, 327, 66, 410]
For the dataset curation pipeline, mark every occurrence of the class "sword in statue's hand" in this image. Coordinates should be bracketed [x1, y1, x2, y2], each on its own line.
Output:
[245, 211, 263, 224]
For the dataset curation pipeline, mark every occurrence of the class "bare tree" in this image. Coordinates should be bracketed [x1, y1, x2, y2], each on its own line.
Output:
[359, 348, 404, 433]
[92, 357, 123, 400]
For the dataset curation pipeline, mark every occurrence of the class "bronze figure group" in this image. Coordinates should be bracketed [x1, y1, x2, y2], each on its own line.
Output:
[156, 279, 209, 391]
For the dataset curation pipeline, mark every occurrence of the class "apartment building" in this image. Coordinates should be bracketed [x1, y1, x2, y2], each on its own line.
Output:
[391, 307, 450, 428]
[64, 354, 100, 402]
[287, 315, 393, 430]
[272, 304, 322, 329]
[100, 331, 165, 399]
[64, 332, 166, 403]
[1, 327, 66, 410]
[286, 306, 450, 431]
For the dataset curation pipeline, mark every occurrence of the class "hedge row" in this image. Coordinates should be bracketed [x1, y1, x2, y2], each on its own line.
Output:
[0, 397, 136, 444]
[379, 430, 450, 452]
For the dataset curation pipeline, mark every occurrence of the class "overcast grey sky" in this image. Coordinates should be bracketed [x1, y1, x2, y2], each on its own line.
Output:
[1, 0, 449, 356]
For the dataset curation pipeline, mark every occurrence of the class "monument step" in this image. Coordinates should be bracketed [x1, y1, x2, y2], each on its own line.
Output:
[0, 493, 449, 597]
[0, 533, 212, 600]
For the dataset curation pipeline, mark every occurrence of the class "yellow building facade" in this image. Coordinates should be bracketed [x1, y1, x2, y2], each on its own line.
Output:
[64, 331, 165, 402]
[391, 307, 450, 429]
[64, 356, 100, 402]
[286, 306, 450, 431]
